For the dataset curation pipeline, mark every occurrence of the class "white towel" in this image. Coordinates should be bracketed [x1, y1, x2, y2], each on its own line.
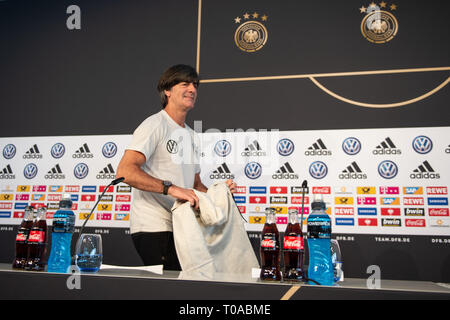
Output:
[171, 182, 259, 276]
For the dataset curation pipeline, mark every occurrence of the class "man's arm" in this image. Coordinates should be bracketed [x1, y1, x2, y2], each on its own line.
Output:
[193, 173, 208, 193]
[116, 150, 200, 209]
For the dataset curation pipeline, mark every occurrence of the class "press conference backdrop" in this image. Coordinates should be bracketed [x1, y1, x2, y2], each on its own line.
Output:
[0, 0, 449, 282]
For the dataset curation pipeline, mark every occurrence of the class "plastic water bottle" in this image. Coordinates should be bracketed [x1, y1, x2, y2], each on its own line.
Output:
[307, 195, 333, 285]
[47, 194, 75, 273]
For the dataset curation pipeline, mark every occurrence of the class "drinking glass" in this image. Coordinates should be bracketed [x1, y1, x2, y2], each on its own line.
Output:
[75, 234, 103, 272]
[330, 239, 343, 282]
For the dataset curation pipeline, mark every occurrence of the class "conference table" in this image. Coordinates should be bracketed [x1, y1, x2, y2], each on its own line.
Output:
[0, 263, 449, 300]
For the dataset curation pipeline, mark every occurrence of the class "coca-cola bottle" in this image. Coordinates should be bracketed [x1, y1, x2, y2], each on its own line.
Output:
[283, 208, 305, 281]
[12, 206, 34, 269]
[260, 208, 281, 281]
[25, 205, 48, 271]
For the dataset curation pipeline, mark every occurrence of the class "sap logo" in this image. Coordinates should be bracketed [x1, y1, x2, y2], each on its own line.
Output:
[309, 161, 328, 179]
[412, 135, 432, 154]
[380, 197, 400, 205]
[403, 187, 423, 195]
[214, 140, 232, 157]
[102, 142, 117, 158]
[342, 137, 361, 155]
[378, 160, 398, 179]
[244, 162, 262, 180]
[277, 139, 294, 156]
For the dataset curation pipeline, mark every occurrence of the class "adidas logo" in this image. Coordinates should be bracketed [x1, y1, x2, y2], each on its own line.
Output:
[373, 137, 401, 155]
[339, 161, 367, 179]
[73, 143, 94, 158]
[97, 163, 116, 179]
[241, 140, 266, 157]
[45, 164, 65, 179]
[210, 163, 234, 180]
[272, 162, 298, 179]
[0, 165, 15, 179]
[304, 139, 331, 156]
[410, 161, 440, 179]
[23, 144, 43, 159]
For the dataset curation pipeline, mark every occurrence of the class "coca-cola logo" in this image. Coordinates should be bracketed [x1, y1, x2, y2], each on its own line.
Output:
[28, 231, 45, 243]
[261, 239, 276, 249]
[283, 236, 304, 250]
[429, 208, 449, 216]
[405, 219, 426, 227]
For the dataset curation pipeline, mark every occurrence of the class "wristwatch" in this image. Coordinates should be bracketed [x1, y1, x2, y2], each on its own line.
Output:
[162, 180, 172, 195]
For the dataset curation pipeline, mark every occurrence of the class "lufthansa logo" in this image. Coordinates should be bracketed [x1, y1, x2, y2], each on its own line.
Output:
[234, 12, 268, 53]
[360, 2, 399, 44]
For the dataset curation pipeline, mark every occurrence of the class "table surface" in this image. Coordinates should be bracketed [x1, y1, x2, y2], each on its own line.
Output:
[1, 263, 449, 300]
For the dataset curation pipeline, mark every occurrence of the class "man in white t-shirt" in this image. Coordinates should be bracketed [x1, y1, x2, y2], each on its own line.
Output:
[116, 64, 237, 270]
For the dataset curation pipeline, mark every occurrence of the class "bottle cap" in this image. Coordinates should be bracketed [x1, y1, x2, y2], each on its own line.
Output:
[311, 194, 326, 210]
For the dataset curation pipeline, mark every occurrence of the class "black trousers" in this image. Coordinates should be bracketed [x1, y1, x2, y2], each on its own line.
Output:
[131, 231, 181, 271]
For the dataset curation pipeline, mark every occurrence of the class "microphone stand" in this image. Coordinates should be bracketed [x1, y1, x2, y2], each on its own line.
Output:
[72, 177, 125, 264]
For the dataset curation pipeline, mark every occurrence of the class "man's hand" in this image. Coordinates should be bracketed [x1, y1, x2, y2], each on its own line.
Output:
[225, 179, 237, 193]
[168, 185, 200, 210]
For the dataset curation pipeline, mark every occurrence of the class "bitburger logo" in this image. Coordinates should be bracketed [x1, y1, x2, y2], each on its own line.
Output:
[234, 11, 268, 52]
[360, 2, 398, 44]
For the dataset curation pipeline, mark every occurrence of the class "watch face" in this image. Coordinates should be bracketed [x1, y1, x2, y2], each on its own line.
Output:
[163, 181, 172, 187]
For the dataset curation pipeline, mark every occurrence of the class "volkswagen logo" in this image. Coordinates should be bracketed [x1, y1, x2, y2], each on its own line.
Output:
[245, 162, 262, 179]
[309, 161, 328, 179]
[342, 137, 361, 155]
[102, 142, 117, 158]
[277, 138, 294, 156]
[23, 163, 38, 179]
[51, 143, 65, 159]
[412, 136, 432, 154]
[214, 140, 231, 157]
[74, 163, 89, 179]
[166, 140, 179, 154]
[378, 160, 398, 179]
[3, 144, 16, 160]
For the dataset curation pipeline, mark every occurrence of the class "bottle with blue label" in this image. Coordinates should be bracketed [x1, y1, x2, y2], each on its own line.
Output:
[307, 194, 334, 286]
[47, 194, 75, 273]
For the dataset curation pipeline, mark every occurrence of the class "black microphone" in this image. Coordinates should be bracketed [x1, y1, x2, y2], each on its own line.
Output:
[300, 180, 308, 232]
[77, 177, 125, 238]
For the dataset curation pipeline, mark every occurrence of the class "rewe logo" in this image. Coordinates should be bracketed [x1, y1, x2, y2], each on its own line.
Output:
[210, 163, 234, 180]
[305, 139, 331, 156]
[272, 162, 298, 179]
[45, 164, 65, 179]
[339, 161, 367, 179]
[241, 140, 266, 157]
[410, 161, 440, 179]
[373, 137, 401, 155]
[23, 144, 43, 159]
[97, 164, 116, 180]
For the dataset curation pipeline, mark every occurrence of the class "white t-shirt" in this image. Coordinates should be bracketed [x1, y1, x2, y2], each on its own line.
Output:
[126, 109, 201, 234]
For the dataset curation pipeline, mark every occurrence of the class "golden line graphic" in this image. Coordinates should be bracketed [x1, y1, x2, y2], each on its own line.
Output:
[309, 76, 450, 108]
[195, 0, 449, 108]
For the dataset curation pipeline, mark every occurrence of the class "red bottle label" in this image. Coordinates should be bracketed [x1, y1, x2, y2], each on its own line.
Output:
[16, 233, 27, 242]
[28, 231, 45, 243]
[261, 238, 276, 249]
[283, 236, 304, 250]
